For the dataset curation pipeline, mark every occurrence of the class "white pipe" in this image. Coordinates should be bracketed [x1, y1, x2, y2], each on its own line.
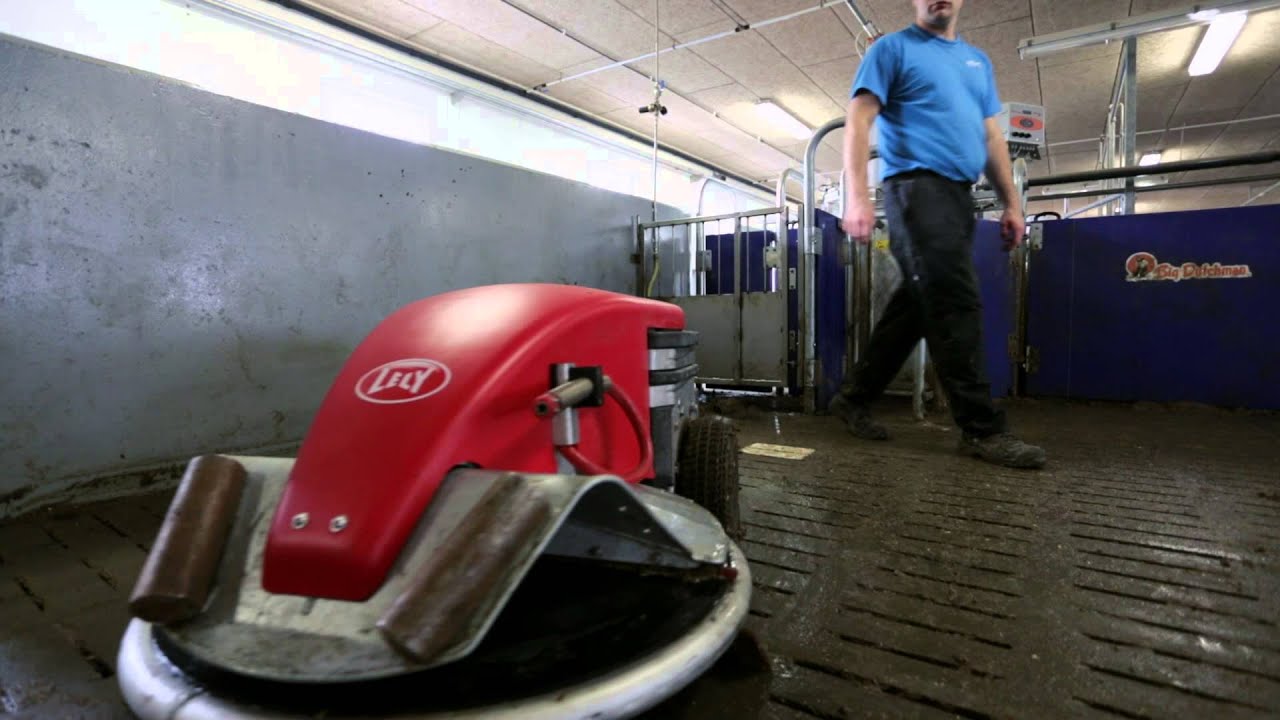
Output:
[537, 0, 846, 90]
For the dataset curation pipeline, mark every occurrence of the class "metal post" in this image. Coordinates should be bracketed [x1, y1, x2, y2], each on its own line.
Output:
[912, 340, 928, 420]
[1123, 37, 1138, 215]
[803, 118, 846, 414]
[775, 169, 803, 208]
[632, 215, 644, 296]
[733, 215, 743, 383]
[695, 176, 739, 215]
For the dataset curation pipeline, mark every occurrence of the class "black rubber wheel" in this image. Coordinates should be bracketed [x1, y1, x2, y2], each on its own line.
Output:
[675, 415, 743, 541]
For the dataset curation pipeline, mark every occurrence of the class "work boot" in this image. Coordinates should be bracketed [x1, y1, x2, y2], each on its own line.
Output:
[958, 432, 1046, 469]
[829, 394, 890, 441]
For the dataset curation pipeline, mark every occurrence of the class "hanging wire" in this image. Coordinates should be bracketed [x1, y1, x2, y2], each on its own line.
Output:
[644, 0, 662, 296]
[651, 0, 660, 224]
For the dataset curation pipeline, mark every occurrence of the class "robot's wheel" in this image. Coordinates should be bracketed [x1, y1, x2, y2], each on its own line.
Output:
[676, 415, 743, 541]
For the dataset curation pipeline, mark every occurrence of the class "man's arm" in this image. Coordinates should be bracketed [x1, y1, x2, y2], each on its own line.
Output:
[841, 93, 882, 242]
[983, 117, 1025, 249]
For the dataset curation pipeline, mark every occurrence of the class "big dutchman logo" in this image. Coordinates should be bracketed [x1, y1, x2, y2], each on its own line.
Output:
[1125, 252, 1252, 283]
[355, 359, 451, 404]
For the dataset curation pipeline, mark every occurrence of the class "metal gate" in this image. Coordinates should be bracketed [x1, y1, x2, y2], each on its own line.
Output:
[637, 207, 796, 390]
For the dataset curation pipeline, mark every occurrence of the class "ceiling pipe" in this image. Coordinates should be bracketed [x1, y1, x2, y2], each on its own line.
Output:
[1017, 0, 1280, 59]
[841, 0, 882, 39]
[534, 0, 847, 90]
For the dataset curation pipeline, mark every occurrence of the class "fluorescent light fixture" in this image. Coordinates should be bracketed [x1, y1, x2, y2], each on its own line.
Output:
[1189, 11, 1248, 76]
[1139, 151, 1163, 166]
[755, 100, 812, 140]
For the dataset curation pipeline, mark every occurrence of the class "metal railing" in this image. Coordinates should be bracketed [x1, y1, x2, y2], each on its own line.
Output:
[638, 206, 796, 389]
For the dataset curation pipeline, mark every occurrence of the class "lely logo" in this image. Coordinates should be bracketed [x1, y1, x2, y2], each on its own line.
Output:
[1125, 252, 1252, 283]
[355, 359, 451, 404]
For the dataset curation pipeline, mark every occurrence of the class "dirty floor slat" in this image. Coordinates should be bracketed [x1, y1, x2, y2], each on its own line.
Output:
[1, 399, 1277, 718]
[738, 398, 1280, 720]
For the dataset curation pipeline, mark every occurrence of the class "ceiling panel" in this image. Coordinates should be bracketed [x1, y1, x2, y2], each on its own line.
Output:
[965, 17, 1042, 105]
[614, 0, 730, 35]
[405, 0, 600, 69]
[543, 78, 630, 115]
[1026, 0, 1128, 69]
[632, 49, 734, 94]
[313, 0, 1280, 214]
[855, 0, 915, 33]
[1028, 0, 1127, 35]
[803, 55, 860, 106]
[1133, 27, 1197, 89]
[1241, 69, 1280, 116]
[754, 9, 857, 68]
[1135, 82, 1187, 136]
[685, 29, 844, 128]
[1138, 126, 1228, 165]
[1046, 148, 1098, 175]
[719, 0, 816, 24]
[958, 0, 1030, 31]
[562, 63, 659, 107]
[410, 21, 560, 86]
[512, 0, 674, 59]
[305, 0, 442, 38]
[685, 82, 811, 151]
[1039, 53, 1118, 142]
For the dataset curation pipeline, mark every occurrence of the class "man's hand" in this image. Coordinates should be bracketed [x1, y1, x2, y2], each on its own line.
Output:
[1000, 207, 1025, 251]
[842, 196, 877, 245]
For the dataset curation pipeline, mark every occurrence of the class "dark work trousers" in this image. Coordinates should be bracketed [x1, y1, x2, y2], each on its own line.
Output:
[840, 170, 1007, 438]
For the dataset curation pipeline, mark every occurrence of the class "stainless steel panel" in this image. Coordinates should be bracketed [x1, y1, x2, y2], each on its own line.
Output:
[672, 295, 738, 382]
[741, 293, 787, 382]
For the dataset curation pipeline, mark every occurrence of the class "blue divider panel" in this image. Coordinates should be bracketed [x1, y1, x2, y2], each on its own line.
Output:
[704, 230, 778, 294]
[973, 220, 1016, 398]
[1026, 204, 1280, 409]
[814, 210, 849, 411]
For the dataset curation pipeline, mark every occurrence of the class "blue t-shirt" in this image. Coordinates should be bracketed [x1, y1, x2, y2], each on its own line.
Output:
[850, 25, 1001, 183]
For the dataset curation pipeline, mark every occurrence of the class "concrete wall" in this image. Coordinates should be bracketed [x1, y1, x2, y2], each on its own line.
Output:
[0, 36, 678, 517]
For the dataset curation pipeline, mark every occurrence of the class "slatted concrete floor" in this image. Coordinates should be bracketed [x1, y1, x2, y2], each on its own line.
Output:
[0, 399, 1277, 718]
[735, 398, 1280, 720]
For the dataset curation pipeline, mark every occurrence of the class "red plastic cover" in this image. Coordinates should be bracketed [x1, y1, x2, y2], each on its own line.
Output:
[261, 284, 684, 600]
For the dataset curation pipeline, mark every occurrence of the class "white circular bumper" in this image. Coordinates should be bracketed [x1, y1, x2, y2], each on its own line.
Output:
[117, 543, 751, 720]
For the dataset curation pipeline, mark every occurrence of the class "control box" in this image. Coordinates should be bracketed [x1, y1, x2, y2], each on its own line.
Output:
[1000, 102, 1045, 160]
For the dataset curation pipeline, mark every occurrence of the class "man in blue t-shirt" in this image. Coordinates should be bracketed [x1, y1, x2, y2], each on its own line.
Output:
[829, 0, 1046, 469]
